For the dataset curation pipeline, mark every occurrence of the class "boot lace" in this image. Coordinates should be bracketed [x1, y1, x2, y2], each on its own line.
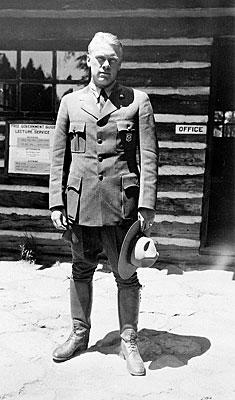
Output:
[128, 332, 138, 353]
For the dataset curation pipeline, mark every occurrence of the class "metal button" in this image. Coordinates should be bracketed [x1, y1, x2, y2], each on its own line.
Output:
[97, 138, 102, 144]
[98, 156, 103, 162]
[98, 174, 103, 181]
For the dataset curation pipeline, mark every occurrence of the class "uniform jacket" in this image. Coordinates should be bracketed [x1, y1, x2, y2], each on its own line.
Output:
[49, 83, 158, 226]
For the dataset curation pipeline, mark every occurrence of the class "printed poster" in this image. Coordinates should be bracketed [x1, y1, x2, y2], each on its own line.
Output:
[8, 123, 55, 175]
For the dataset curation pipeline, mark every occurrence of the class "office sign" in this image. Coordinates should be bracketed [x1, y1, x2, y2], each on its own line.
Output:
[175, 124, 207, 135]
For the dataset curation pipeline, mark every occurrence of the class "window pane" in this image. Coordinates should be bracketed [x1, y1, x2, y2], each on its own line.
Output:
[213, 110, 235, 137]
[21, 84, 52, 112]
[213, 111, 223, 137]
[0, 51, 17, 79]
[0, 83, 16, 111]
[21, 51, 52, 80]
[57, 51, 89, 81]
[224, 111, 235, 137]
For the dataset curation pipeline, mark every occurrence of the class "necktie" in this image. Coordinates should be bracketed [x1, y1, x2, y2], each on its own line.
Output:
[99, 88, 108, 111]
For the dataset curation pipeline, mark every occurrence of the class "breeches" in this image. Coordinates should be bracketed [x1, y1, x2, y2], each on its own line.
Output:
[70, 223, 141, 289]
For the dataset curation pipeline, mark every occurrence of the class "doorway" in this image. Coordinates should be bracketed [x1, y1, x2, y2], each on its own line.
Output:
[202, 37, 235, 253]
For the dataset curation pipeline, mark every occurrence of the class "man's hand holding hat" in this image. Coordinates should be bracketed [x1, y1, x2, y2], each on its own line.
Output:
[138, 207, 155, 232]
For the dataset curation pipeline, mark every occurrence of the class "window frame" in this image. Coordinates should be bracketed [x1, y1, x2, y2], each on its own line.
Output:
[0, 49, 89, 119]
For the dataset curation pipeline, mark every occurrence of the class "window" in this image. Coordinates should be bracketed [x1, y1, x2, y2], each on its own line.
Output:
[213, 110, 235, 137]
[0, 50, 89, 117]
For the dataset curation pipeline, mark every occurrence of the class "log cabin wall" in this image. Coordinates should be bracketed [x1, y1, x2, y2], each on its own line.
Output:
[0, 1, 234, 264]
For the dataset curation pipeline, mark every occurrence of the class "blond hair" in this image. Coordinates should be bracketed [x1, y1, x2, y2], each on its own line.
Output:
[88, 32, 123, 60]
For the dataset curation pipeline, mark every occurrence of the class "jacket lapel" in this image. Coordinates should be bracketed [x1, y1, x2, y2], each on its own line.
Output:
[98, 83, 122, 121]
[79, 83, 124, 121]
[99, 97, 118, 120]
[80, 87, 100, 120]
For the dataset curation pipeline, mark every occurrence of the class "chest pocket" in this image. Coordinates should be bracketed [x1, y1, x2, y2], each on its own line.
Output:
[69, 122, 86, 153]
[116, 120, 137, 151]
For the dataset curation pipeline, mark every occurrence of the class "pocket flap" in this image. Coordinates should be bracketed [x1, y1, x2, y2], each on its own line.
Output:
[67, 176, 82, 192]
[66, 176, 82, 223]
[69, 122, 85, 134]
[117, 120, 135, 132]
[122, 173, 139, 189]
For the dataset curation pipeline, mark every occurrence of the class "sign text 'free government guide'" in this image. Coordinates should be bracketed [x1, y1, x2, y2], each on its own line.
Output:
[8, 123, 55, 175]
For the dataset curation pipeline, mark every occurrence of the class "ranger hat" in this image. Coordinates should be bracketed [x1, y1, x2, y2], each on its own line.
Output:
[118, 220, 159, 280]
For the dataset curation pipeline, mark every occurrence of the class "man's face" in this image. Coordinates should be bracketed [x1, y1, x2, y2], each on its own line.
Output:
[87, 40, 122, 88]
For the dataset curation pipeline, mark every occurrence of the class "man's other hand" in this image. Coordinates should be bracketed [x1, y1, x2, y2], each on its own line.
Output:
[51, 209, 67, 230]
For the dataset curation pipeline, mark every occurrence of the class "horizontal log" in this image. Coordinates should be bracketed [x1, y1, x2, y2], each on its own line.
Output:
[0, 207, 50, 216]
[0, 190, 49, 209]
[0, 184, 48, 193]
[0, 17, 233, 42]
[156, 196, 202, 216]
[154, 113, 208, 123]
[158, 174, 204, 192]
[123, 45, 211, 63]
[159, 141, 206, 149]
[0, 1, 233, 11]
[0, 213, 53, 231]
[0, 171, 49, 186]
[153, 244, 235, 266]
[0, 236, 71, 261]
[156, 123, 207, 142]
[155, 214, 201, 223]
[147, 88, 210, 96]
[155, 245, 200, 263]
[159, 148, 205, 167]
[122, 62, 210, 69]
[152, 220, 200, 240]
[1, 8, 234, 18]
[119, 68, 210, 87]
[150, 94, 209, 115]
[158, 191, 203, 198]
[155, 236, 200, 247]
[0, 251, 71, 265]
[122, 38, 214, 46]
[159, 165, 204, 175]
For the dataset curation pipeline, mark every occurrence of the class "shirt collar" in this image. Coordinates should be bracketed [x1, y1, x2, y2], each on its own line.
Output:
[89, 80, 116, 99]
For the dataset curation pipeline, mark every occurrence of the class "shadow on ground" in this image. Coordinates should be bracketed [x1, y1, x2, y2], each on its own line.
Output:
[87, 329, 211, 370]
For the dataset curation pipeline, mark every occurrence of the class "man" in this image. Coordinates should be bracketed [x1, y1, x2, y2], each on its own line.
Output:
[49, 32, 158, 376]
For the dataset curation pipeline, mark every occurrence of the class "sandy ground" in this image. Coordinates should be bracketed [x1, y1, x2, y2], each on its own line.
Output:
[0, 260, 235, 400]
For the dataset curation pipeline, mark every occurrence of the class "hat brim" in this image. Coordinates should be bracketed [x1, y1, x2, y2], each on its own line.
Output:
[118, 220, 141, 280]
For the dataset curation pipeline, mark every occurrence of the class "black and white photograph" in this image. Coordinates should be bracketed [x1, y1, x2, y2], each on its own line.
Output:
[0, 1, 234, 399]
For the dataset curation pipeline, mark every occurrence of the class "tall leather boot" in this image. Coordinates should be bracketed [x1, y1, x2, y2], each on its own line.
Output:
[52, 279, 92, 361]
[118, 287, 145, 376]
